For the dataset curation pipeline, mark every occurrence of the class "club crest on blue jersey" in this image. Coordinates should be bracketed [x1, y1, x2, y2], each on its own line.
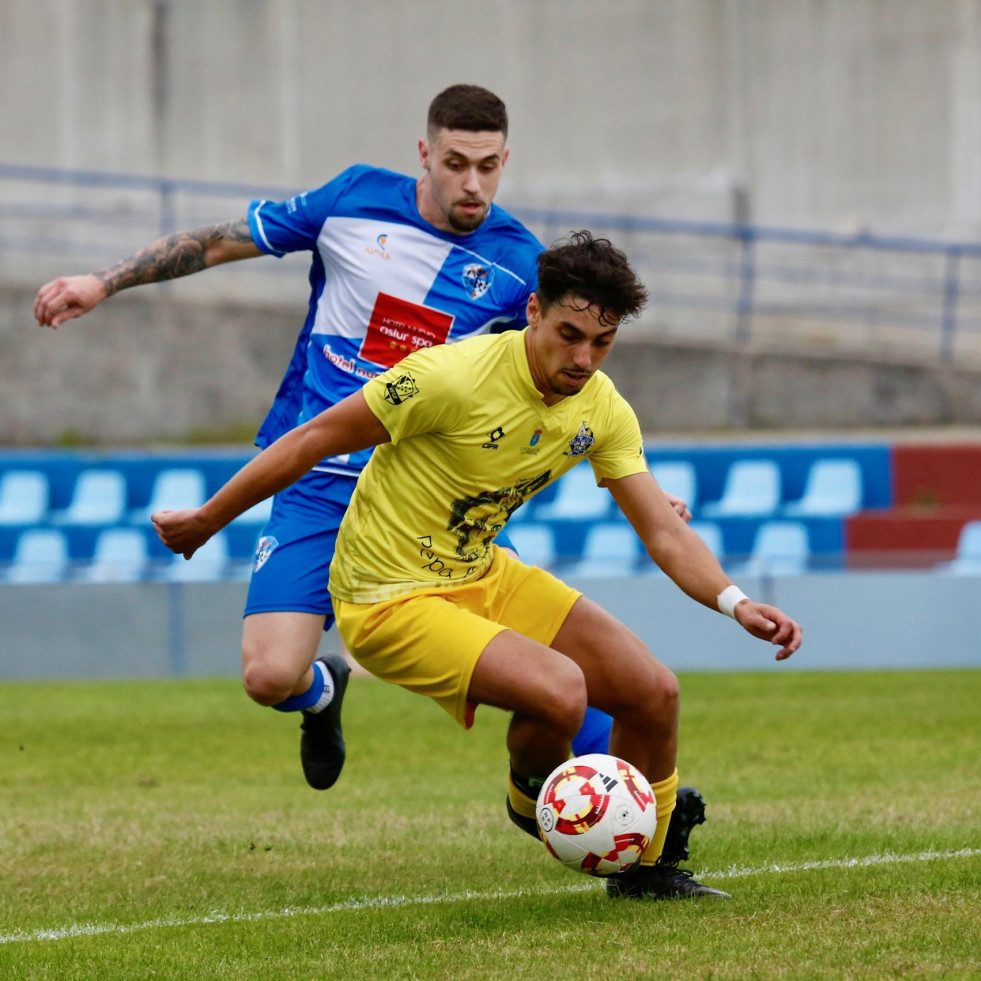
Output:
[384, 374, 419, 405]
[462, 262, 493, 299]
[565, 421, 595, 457]
[254, 536, 279, 572]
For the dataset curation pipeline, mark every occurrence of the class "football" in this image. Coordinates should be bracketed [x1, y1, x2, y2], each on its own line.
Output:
[535, 753, 657, 876]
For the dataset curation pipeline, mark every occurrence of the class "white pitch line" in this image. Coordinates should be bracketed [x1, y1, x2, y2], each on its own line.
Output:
[1, 847, 977, 946]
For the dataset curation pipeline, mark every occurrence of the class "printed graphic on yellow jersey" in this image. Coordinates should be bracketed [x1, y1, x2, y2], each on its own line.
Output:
[447, 471, 551, 562]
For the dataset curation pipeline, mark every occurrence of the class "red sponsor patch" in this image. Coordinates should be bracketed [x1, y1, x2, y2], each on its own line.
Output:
[360, 292, 454, 368]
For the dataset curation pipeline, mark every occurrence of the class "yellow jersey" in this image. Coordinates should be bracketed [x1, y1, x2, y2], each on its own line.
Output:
[328, 328, 648, 603]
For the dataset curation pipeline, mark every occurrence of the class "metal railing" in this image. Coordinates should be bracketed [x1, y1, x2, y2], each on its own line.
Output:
[4, 162, 981, 362]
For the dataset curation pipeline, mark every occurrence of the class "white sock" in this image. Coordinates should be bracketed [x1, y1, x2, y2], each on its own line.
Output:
[306, 660, 335, 714]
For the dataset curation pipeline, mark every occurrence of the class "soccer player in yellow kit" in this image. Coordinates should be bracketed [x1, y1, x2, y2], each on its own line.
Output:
[154, 231, 802, 899]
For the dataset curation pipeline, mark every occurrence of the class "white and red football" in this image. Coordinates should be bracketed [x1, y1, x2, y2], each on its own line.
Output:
[535, 753, 657, 876]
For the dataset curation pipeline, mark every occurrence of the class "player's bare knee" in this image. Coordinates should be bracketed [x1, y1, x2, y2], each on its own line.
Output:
[614, 658, 679, 726]
[241, 652, 295, 706]
[545, 660, 588, 738]
[653, 662, 680, 712]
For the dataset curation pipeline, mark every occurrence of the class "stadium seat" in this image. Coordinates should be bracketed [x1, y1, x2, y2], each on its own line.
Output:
[535, 466, 612, 521]
[649, 461, 697, 510]
[565, 522, 641, 578]
[939, 520, 981, 574]
[5, 528, 71, 584]
[80, 527, 150, 583]
[640, 521, 724, 577]
[783, 459, 862, 517]
[739, 520, 810, 576]
[505, 523, 557, 570]
[134, 468, 207, 523]
[53, 469, 127, 525]
[689, 520, 725, 560]
[702, 460, 781, 517]
[0, 470, 50, 525]
[232, 497, 273, 526]
[161, 532, 229, 582]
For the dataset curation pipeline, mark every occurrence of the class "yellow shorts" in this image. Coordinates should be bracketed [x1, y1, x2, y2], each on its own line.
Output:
[333, 546, 581, 729]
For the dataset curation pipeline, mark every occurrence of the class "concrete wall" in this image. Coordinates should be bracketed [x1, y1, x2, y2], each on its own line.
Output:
[1, 570, 977, 680]
[4, 283, 981, 444]
[5, 0, 981, 237]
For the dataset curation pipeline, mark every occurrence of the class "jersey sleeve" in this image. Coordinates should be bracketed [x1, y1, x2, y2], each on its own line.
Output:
[362, 346, 472, 444]
[490, 235, 540, 333]
[587, 386, 649, 483]
[247, 166, 360, 257]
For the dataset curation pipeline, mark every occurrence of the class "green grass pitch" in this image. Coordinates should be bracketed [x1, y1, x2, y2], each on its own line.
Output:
[1, 668, 978, 979]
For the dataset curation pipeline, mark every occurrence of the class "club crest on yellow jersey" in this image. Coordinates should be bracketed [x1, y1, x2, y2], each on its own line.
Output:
[384, 375, 419, 405]
[565, 422, 595, 457]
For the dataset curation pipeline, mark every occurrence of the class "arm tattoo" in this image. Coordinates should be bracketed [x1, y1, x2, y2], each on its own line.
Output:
[95, 217, 254, 297]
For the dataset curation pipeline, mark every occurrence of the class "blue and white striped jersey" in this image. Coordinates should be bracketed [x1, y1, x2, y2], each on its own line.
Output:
[248, 164, 543, 477]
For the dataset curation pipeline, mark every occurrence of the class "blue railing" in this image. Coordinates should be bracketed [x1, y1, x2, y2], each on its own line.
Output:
[4, 162, 981, 361]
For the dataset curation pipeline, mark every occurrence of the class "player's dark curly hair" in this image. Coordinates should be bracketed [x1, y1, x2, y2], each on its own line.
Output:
[427, 84, 508, 139]
[536, 230, 648, 326]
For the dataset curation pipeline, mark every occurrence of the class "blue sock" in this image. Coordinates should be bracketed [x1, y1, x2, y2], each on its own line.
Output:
[572, 706, 613, 756]
[272, 659, 332, 713]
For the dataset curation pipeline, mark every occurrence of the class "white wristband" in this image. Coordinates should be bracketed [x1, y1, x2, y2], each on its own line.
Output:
[717, 585, 750, 619]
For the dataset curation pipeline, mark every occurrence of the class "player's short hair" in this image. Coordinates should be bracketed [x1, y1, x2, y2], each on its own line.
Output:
[536, 230, 649, 326]
[427, 85, 508, 140]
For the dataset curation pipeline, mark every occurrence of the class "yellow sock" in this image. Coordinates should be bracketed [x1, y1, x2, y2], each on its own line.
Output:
[639, 768, 679, 866]
[507, 771, 539, 821]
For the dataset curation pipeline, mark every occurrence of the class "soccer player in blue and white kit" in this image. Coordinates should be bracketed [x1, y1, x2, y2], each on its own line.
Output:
[35, 87, 704, 864]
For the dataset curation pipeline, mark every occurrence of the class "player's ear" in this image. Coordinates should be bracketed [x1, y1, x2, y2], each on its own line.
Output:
[418, 137, 430, 170]
[526, 292, 540, 324]
[500, 145, 510, 170]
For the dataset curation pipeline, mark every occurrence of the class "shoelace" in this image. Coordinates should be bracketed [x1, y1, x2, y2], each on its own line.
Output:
[654, 860, 695, 880]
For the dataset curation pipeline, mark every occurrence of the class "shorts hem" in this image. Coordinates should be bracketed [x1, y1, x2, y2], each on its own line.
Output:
[455, 622, 508, 729]
[538, 588, 582, 647]
[243, 605, 333, 619]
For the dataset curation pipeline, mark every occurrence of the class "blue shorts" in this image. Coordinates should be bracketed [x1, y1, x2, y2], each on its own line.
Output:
[572, 706, 614, 756]
[244, 471, 358, 628]
[244, 469, 517, 632]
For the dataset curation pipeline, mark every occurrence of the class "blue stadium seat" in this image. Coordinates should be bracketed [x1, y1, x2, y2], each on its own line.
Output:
[0, 470, 50, 526]
[505, 523, 557, 570]
[689, 520, 725, 559]
[738, 520, 810, 576]
[80, 527, 150, 583]
[53, 469, 128, 525]
[232, 497, 273, 526]
[5, 528, 71, 584]
[535, 466, 612, 521]
[641, 520, 726, 578]
[565, 522, 641, 578]
[938, 521, 981, 575]
[133, 468, 207, 523]
[782, 459, 862, 517]
[649, 461, 697, 510]
[702, 460, 781, 518]
[161, 532, 229, 582]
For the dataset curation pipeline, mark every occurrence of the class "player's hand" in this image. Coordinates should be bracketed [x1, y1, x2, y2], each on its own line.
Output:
[34, 274, 108, 328]
[663, 491, 691, 524]
[734, 601, 802, 660]
[151, 508, 214, 559]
